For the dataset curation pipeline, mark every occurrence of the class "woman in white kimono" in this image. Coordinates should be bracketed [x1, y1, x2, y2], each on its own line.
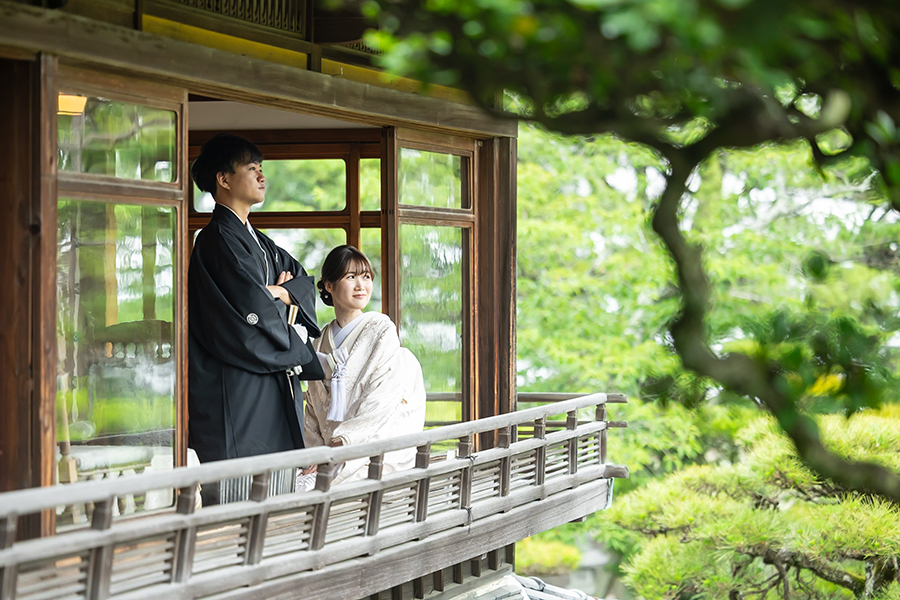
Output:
[301, 245, 426, 487]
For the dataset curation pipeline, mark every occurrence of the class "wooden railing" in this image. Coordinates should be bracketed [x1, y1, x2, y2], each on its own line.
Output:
[0, 393, 626, 600]
[424, 392, 623, 428]
[168, 0, 305, 34]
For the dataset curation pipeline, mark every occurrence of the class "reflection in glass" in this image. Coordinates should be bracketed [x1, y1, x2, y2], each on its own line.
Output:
[359, 228, 383, 314]
[360, 158, 381, 212]
[56, 200, 176, 518]
[399, 148, 464, 209]
[400, 225, 463, 423]
[193, 184, 215, 213]
[194, 159, 346, 212]
[261, 228, 347, 326]
[58, 95, 176, 182]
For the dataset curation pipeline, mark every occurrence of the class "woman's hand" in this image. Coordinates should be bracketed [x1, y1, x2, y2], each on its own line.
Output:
[300, 464, 318, 476]
[266, 271, 294, 305]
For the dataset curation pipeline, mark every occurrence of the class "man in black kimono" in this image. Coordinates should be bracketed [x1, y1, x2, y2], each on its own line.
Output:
[188, 133, 323, 481]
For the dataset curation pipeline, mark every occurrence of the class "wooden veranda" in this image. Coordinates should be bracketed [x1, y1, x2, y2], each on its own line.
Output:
[0, 394, 627, 600]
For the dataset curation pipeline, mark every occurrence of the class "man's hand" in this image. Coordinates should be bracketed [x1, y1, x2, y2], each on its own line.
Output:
[266, 271, 294, 305]
[300, 464, 318, 476]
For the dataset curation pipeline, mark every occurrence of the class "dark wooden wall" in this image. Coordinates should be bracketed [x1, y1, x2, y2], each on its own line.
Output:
[0, 55, 57, 537]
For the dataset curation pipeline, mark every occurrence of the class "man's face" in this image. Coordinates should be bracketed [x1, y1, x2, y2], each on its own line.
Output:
[221, 161, 266, 206]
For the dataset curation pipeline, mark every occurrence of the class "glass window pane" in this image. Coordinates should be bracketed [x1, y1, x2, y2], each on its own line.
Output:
[58, 95, 176, 182]
[193, 159, 346, 212]
[260, 228, 347, 325]
[56, 200, 176, 516]
[359, 228, 383, 314]
[193, 184, 215, 213]
[399, 148, 464, 209]
[360, 158, 381, 212]
[400, 225, 463, 422]
[426, 399, 463, 425]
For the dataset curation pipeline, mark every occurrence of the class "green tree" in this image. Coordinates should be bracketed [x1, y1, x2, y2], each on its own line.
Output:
[358, 0, 900, 502]
[604, 406, 900, 598]
[514, 120, 900, 590]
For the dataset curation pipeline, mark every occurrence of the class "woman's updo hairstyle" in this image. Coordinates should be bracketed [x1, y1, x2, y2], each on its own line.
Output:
[317, 245, 374, 307]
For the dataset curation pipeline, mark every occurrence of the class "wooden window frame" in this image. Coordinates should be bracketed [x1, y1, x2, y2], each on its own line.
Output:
[385, 128, 480, 425]
[0, 53, 58, 538]
[54, 65, 190, 474]
[190, 126, 485, 427]
[188, 129, 380, 245]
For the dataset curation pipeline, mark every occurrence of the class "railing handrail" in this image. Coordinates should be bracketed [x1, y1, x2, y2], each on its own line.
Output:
[0, 392, 624, 517]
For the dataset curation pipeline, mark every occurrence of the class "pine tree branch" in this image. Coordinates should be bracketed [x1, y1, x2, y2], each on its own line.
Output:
[749, 546, 866, 595]
[648, 137, 900, 508]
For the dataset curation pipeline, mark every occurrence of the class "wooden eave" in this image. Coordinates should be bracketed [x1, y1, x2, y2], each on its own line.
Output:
[0, 1, 517, 139]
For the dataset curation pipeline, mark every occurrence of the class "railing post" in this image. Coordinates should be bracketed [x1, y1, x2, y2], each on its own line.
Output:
[245, 471, 270, 566]
[310, 463, 337, 550]
[413, 575, 426, 598]
[172, 483, 199, 585]
[534, 417, 546, 486]
[471, 556, 483, 577]
[596, 403, 608, 464]
[566, 410, 578, 476]
[366, 454, 385, 538]
[1, 514, 17, 600]
[458, 435, 473, 512]
[414, 444, 431, 523]
[498, 426, 511, 498]
[452, 562, 464, 584]
[86, 497, 115, 600]
[1, 514, 16, 550]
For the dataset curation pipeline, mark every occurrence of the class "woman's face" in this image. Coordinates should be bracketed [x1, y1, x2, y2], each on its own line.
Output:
[325, 267, 373, 313]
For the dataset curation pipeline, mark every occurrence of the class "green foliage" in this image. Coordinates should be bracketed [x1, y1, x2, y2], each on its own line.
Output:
[512, 120, 900, 589]
[260, 159, 346, 212]
[57, 200, 177, 446]
[362, 0, 900, 208]
[57, 388, 174, 441]
[353, 0, 900, 588]
[400, 223, 465, 396]
[59, 98, 176, 181]
[609, 408, 900, 598]
[875, 583, 900, 600]
[515, 123, 900, 412]
[515, 536, 582, 576]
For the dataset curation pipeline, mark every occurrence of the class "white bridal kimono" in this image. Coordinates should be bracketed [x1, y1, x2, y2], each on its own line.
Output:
[303, 312, 426, 486]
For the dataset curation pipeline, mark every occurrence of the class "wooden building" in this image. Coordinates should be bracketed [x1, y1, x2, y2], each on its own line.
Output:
[0, 1, 627, 598]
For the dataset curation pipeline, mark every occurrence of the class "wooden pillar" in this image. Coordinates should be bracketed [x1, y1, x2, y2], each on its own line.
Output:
[475, 136, 517, 448]
[348, 142, 361, 249]
[380, 127, 399, 325]
[0, 54, 57, 538]
[496, 137, 517, 418]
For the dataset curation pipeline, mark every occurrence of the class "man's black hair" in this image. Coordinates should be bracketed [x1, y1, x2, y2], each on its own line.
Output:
[190, 133, 264, 195]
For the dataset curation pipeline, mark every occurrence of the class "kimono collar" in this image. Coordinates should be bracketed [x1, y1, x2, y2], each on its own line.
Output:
[213, 204, 269, 284]
[216, 202, 246, 224]
[332, 313, 366, 349]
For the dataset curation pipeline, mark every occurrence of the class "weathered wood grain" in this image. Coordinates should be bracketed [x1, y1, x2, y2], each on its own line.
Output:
[0, 393, 627, 599]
